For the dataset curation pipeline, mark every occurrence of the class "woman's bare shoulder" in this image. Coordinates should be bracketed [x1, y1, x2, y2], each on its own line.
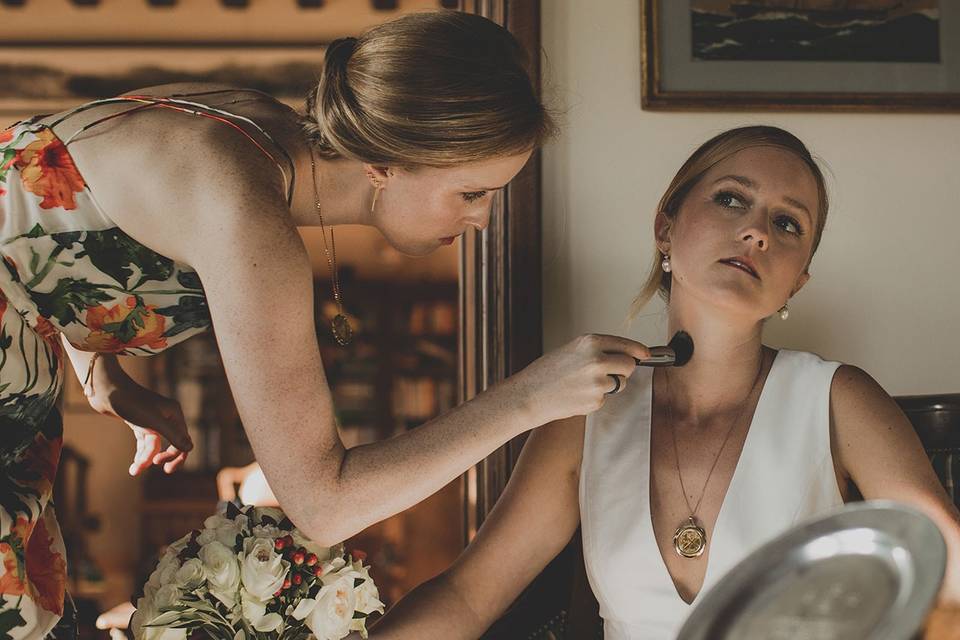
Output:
[57, 91, 295, 265]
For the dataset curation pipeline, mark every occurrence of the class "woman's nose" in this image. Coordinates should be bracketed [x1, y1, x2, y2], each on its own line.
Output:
[467, 211, 491, 232]
[741, 214, 770, 250]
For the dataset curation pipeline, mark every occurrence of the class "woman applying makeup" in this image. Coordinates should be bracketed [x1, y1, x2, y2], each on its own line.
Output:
[0, 12, 651, 637]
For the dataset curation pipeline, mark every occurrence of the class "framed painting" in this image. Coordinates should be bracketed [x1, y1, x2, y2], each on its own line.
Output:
[0, 0, 443, 117]
[641, 0, 960, 111]
[0, 45, 324, 116]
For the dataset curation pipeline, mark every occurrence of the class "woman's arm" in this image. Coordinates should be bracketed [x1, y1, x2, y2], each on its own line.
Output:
[69, 115, 645, 547]
[176, 170, 644, 546]
[831, 365, 960, 603]
[60, 336, 192, 474]
[368, 415, 586, 638]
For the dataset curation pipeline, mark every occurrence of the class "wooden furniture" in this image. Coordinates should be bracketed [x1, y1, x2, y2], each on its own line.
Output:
[895, 394, 960, 509]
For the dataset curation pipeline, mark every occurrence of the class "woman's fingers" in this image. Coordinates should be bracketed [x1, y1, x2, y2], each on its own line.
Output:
[589, 334, 652, 361]
[129, 429, 163, 476]
[116, 389, 193, 453]
[163, 451, 188, 474]
[600, 352, 641, 377]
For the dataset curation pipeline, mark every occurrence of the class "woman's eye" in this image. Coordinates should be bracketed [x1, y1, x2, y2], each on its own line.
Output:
[775, 215, 804, 235]
[461, 190, 488, 203]
[714, 191, 746, 209]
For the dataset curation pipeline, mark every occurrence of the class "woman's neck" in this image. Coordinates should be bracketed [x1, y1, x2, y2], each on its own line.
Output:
[661, 291, 767, 422]
[283, 131, 376, 228]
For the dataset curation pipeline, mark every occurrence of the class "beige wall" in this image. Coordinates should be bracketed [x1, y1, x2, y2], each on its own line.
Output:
[541, 0, 960, 396]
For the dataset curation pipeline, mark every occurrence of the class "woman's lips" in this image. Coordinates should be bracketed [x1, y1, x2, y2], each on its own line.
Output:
[719, 258, 760, 279]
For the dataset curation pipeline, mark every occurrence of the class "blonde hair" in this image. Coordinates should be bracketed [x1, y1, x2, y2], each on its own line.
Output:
[629, 126, 829, 318]
[302, 11, 555, 166]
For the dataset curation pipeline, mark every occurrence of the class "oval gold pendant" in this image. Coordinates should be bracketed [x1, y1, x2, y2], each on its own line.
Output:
[673, 516, 707, 558]
[332, 314, 353, 346]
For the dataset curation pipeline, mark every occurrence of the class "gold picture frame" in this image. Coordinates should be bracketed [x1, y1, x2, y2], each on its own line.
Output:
[641, 0, 960, 112]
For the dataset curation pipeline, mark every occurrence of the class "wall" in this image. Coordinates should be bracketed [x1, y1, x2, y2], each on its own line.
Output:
[541, 0, 960, 395]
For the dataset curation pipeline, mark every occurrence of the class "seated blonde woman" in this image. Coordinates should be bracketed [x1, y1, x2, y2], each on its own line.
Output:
[359, 126, 960, 639]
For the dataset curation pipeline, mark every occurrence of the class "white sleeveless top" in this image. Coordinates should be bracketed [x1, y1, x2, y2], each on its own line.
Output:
[579, 349, 844, 639]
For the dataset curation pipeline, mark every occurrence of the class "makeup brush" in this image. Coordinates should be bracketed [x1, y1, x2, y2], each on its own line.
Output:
[635, 331, 694, 367]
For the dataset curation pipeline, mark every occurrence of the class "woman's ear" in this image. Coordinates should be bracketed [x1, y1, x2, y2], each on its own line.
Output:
[363, 164, 392, 188]
[654, 212, 672, 254]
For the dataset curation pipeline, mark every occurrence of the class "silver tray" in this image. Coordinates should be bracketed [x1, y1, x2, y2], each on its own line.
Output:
[678, 501, 946, 640]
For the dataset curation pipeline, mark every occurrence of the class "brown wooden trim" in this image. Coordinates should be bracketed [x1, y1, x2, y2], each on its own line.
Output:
[457, 0, 544, 542]
[641, 0, 960, 113]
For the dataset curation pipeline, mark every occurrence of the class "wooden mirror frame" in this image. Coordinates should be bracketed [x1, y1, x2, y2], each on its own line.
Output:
[457, 0, 544, 540]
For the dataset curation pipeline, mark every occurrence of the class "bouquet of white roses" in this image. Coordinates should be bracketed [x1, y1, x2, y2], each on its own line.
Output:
[131, 503, 384, 640]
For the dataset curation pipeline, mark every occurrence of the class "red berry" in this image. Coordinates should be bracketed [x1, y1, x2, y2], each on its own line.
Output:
[274, 538, 286, 551]
[306, 553, 318, 567]
[273, 589, 282, 598]
[282, 578, 292, 590]
[292, 573, 303, 586]
[282, 535, 294, 547]
[292, 551, 305, 565]
[352, 549, 368, 561]
[313, 565, 324, 578]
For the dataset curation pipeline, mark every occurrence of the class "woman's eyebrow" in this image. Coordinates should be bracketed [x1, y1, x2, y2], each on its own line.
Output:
[712, 174, 756, 188]
[783, 196, 813, 223]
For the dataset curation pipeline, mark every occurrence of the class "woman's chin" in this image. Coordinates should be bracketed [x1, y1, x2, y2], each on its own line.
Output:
[684, 284, 776, 322]
[386, 237, 438, 258]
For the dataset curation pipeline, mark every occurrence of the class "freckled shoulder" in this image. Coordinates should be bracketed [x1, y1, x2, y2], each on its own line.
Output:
[62, 106, 293, 267]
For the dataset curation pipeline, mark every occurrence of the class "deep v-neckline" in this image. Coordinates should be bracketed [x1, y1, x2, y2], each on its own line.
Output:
[645, 350, 782, 606]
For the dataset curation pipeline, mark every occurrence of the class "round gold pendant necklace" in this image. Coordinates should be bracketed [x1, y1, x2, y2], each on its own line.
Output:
[664, 358, 764, 558]
[310, 148, 352, 346]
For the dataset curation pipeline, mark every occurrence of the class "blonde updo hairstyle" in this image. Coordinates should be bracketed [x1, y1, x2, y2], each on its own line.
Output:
[630, 126, 830, 318]
[302, 11, 555, 167]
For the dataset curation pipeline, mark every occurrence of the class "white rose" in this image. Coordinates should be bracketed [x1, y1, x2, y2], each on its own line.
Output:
[154, 554, 179, 588]
[318, 557, 346, 578]
[199, 541, 241, 608]
[241, 590, 284, 633]
[174, 558, 205, 590]
[130, 596, 155, 639]
[197, 528, 217, 546]
[250, 524, 281, 542]
[206, 513, 250, 548]
[240, 537, 289, 600]
[252, 507, 285, 525]
[297, 568, 360, 640]
[154, 584, 181, 609]
[352, 565, 384, 616]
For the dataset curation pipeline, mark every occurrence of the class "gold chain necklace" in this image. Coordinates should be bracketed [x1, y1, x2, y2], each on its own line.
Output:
[664, 357, 764, 558]
[309, 148, 352, 346]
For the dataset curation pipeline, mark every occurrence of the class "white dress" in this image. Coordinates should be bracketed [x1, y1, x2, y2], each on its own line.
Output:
[579, 349, 844, 639]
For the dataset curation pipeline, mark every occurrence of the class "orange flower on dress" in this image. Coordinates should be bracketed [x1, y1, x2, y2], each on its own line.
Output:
[14, 128, 85, 210]
[0, 129, 12, 144]
[33, 316, 62, 360]
[0, 517, 33, 597]
[82, 296, 168, 352]
[24, 513, 66, 616]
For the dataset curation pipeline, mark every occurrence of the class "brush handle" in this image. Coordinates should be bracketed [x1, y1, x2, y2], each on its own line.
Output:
[635, 346, 676, 367]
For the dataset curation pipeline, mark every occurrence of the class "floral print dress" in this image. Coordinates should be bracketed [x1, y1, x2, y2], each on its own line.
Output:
[0, 92, 294, 638]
